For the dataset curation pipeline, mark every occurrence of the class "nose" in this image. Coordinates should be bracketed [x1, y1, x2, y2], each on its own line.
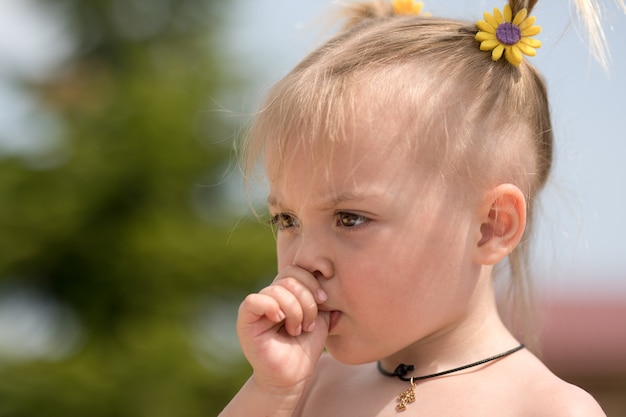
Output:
[291, 233, 334, 280]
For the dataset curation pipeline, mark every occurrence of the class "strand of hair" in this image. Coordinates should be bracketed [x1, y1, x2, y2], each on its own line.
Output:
[572, 0, 610, 69]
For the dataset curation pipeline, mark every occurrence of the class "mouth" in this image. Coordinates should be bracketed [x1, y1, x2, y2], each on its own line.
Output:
[328, 310, 341, 332]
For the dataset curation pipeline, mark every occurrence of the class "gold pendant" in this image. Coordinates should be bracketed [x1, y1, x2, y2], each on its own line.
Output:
[396, 377, 416, 412]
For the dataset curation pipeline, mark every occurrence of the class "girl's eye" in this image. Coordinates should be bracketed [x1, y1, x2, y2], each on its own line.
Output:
[336, 212, 369, 228]
[270, 213, 298, 230]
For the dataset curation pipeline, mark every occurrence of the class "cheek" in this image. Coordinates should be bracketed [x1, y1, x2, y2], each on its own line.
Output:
[357, 222, 469, 295]
[275, 239, 293, 269]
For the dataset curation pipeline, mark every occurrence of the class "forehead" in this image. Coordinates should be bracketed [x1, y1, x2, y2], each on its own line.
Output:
[262, 77, 417, 179]
[265, 103, 407, 173]
[255, 58, 472, 178]
[264, 123, 436, 211]
[254, 61, 478, 205]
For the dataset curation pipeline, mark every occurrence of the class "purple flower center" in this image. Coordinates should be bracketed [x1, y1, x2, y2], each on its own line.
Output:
[496, 22, 522, 45]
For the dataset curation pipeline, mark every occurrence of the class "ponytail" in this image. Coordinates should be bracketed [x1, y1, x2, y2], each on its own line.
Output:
[509, 0, 539, 14]
[571, 0, 614, 68]
[513, 0, 620, 68]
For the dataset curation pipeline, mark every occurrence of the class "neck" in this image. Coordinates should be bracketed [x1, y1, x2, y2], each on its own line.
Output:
[380, 271, 519, 376]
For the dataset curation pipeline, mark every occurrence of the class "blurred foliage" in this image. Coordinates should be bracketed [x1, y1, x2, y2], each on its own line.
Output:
[0, 0, 274, 415]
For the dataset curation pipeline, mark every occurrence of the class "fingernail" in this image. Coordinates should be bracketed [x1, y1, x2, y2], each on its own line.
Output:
[277, 310, 286, 321]
[316, 289, 328, 303]
[306, 322, 316, 332]
[295, 324, 302, 336]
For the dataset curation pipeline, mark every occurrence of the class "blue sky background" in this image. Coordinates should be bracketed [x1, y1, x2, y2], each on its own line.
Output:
[1, 0, 625, 300]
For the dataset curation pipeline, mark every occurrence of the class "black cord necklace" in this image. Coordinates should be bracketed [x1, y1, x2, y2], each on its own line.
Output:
[377, 343, 525, 412]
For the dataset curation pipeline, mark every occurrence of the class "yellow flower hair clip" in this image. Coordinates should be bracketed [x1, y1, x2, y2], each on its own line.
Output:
[475, 4, 541, 66]
[392, 0, 424, 15]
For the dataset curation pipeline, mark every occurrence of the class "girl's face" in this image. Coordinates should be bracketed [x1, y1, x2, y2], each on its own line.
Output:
[266, 128, 483, 364]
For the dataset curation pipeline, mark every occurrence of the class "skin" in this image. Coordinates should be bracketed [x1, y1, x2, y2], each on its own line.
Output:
[220, 124, 606, 416]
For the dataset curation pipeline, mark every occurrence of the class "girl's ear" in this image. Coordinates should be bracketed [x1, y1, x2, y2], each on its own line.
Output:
[473, 184, 527, 265]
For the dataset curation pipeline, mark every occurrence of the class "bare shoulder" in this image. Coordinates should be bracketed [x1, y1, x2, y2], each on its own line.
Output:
[508, 350, 606, 417]
[534, 379, 606, 417]
[525, 374, 606, 416]
[296, 350, 607, 417]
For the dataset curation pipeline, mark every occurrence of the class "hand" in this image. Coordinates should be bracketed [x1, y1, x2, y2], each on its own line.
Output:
[237, 265, 330, 391]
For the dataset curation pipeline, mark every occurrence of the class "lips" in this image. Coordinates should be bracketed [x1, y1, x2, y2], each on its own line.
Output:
[318, 305, 342, 333]
[328, 310, 341, 332]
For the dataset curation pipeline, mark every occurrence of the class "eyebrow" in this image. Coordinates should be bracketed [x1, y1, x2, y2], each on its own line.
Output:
[320, 192, 371, 208]
[267, 190, 385, 211]
[267, 195, 280, 208]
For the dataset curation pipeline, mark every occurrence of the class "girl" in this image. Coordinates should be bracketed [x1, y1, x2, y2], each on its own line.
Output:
[220, 0, 607, 415]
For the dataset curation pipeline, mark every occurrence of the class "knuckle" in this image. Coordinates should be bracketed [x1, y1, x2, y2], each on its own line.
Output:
[262, 284, 288, 298]
[262, 286, 301, 312]
[278, 276, 302, 292]
[239, 293, 257, 310]
[304, 298, 318, 313]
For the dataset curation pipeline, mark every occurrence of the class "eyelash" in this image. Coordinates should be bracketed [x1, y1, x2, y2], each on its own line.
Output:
[335, 212, 370, 228]
[269, 212, 370, 231]
[269, 213, 298, 231]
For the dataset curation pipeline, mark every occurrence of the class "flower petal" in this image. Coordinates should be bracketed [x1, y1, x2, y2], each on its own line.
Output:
[493, 8, 504, 24]
[475, 31, 497, 42]
[393, 0, 423, 15]
[506, 45, 523, 66]
[483, 12, 498, 29]
[492, 44, 505, 61]
[519, 15, 537, 30]
[480, 39, 501, 51]
[513, 8, 528, 25]
[477, 20, 497, 34]
[521, 25, 541, 37]
[520, 37, 542, 48]
[517, 42, 537, 56]
[503, 4, 513, 22]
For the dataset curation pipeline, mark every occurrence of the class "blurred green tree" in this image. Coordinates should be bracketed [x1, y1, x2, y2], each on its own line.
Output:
[0, 1, 274, 415]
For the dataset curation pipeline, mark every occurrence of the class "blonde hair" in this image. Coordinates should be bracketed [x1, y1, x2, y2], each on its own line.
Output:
[242, 0, 611, 347]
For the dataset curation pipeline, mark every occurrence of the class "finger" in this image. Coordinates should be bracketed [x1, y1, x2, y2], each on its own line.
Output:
[238, 293, 286, 325]
[274, 265, 328, 304]
[303, 310, 330, 360]
[274, 276, 319, 333]
[274, 265, 328, 332]
[259, 285, 304, 336]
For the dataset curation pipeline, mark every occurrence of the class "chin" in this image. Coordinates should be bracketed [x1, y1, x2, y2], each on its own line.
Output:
[325, 337, 380, 365]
